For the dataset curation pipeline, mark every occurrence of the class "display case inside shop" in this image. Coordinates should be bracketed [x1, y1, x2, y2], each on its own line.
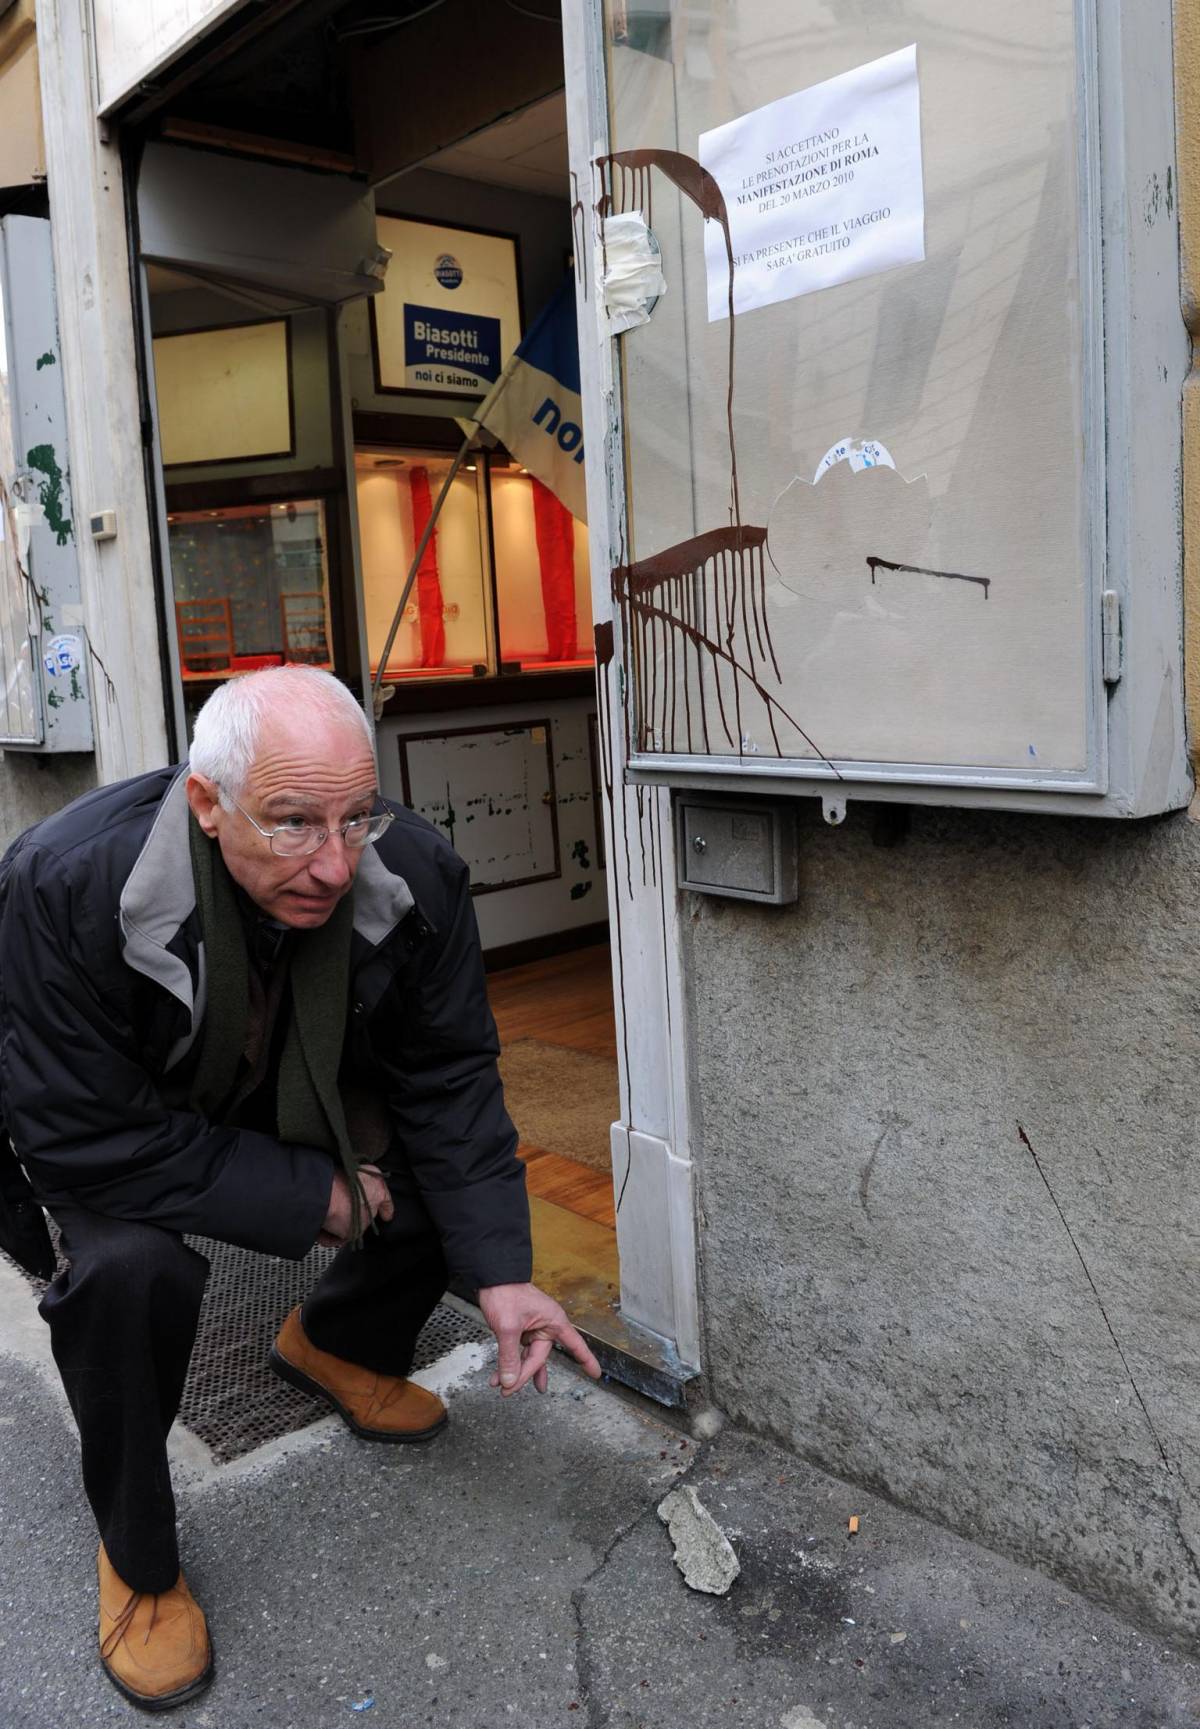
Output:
[489, 461, 593, 672]
[167, 499, 333, 681]
[356, 445, 593, 686]
[357, 448, 491, 682]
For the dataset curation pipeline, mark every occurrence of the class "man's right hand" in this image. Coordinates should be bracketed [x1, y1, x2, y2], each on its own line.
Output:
[318, 1164, 394, 1247]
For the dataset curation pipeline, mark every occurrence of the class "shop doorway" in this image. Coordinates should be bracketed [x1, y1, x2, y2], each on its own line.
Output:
[490, 944, 619, 1310]
[127, 0, 699, 1397]
[135, 80, 626, 1359]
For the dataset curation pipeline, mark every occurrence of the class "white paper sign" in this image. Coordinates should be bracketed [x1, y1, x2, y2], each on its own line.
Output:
[700, 45, 925, 321]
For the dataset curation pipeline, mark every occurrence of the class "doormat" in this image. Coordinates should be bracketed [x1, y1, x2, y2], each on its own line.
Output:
[499, 1038, 619, 1173]
[2, 1235, 490, 1466]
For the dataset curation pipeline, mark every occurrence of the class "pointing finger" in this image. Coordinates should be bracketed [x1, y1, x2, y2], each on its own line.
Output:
[550, 1317, 602, 1380]
[502, 1335, 552, 1397]
[494, 1324, 523, 1390]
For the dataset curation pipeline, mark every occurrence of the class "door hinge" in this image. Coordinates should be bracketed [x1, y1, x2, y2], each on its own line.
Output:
[1102, 589, 1122, 684]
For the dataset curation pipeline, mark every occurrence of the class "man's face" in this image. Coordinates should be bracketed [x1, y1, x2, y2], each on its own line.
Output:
[187, 709, 380, 929]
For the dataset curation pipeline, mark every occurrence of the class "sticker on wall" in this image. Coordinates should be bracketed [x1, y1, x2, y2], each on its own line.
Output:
[43, 633, 82, 678]
[699, 43, 926, 320]
[813, 437, 897, 483]
[434, 254, 463, 290]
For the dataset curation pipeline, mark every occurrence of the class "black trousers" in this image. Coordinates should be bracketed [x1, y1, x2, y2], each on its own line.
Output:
[39, 1168, 447, 1594]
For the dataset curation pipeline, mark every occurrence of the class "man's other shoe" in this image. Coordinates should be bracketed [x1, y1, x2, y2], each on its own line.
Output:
[98, 1544, 213, 1711]
[269, 1305, 448, 1442]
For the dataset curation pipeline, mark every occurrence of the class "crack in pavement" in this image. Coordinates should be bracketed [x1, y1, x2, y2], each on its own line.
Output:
[570, 1436, 718, 1728]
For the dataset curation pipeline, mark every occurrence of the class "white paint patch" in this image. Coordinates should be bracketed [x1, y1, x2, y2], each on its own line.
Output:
[781, 1709, 828, 1729]
[175, 1414, 344, 1495]
[410, 1338, 494, 1396]
[178, 1337, 495, 1491]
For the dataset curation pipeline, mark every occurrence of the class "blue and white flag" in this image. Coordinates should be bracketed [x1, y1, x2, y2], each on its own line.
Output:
[471, 278, 587, 523]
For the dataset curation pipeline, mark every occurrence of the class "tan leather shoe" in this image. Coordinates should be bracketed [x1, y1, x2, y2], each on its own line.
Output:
[98, 1543, 213, 1711]
[269, 1306, 448, 1442]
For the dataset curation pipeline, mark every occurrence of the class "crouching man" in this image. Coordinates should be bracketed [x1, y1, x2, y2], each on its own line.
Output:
[0, 665, 599, 1710]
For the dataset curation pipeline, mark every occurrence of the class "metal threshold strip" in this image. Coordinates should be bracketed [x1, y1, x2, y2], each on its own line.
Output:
[574, 1299, 700, 1410]
[449, 1275, 699, 1411]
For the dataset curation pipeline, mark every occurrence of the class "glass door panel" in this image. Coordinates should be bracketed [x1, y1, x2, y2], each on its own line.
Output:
[604, 0, 1095, 782]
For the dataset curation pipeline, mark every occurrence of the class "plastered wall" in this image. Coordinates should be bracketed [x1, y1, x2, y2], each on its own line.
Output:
[683, 799, 1200, 1641]
[0, 751, 95, 848]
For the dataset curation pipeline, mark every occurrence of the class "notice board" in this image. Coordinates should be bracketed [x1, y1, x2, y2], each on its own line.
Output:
[398, 722, 561, 894]
[604, 0, 1106, 792]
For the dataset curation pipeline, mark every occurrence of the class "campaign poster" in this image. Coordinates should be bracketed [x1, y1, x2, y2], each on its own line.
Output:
[371, 216, 522, 398]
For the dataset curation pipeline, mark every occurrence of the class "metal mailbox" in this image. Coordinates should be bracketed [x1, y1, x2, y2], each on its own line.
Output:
[676, 796, 798, 904]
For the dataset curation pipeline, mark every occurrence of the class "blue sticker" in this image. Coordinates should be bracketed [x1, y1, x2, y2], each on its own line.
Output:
[44, 633, 81, 678]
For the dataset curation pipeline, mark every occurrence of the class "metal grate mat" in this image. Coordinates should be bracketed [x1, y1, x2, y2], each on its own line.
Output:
[2, 1232, 490, 1464]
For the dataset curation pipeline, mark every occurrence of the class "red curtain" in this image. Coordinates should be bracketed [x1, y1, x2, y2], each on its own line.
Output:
[407, 466, 445, 669]
[530, 477, 577, 663]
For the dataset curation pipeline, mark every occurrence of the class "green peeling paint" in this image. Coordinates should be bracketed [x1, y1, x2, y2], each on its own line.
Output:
[34, 351, 56, 371]
[25, 444, 73, 546]
[46, 688, 63, 709]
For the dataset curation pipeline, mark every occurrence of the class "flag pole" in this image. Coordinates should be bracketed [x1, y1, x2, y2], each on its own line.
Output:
[370, 352, 522, 703]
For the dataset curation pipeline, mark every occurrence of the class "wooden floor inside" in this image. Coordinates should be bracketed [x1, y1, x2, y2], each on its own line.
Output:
[488, 944, 618, 1061]
[488, 943, 619, 1297]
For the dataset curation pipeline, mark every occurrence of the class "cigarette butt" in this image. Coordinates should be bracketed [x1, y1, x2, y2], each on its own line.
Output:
[848, 1515, 860, 1535]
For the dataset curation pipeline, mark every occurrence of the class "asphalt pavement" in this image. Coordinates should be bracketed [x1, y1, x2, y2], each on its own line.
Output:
[1, 1254, 1197, 1728]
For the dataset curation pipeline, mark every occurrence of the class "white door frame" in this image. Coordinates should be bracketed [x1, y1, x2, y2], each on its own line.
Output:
[562, 1, 700, 1372]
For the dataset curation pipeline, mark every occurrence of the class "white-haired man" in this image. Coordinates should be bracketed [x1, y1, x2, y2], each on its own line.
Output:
[0, 665, 599, 1710]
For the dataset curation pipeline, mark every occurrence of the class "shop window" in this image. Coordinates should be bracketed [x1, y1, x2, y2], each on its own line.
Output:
[167, 499, 334, 682]
[356, 445, 593, 686]
[357, 448, 491, 681]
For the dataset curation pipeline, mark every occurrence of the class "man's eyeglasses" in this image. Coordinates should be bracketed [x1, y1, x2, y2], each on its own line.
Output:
[218, 788, 394, 858]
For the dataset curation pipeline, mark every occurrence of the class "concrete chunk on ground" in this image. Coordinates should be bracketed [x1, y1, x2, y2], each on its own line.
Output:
[658, 1481, 742, 1594]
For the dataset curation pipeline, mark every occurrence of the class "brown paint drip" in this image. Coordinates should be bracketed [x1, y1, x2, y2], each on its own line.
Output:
[570, 170, 589, 302]
[596, 149, 740, 527]
[612, 526, 835, 770]
[591, 143, 843, 1185]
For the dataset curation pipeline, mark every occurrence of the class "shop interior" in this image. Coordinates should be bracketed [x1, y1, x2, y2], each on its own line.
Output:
[137, 1, 622, 1336]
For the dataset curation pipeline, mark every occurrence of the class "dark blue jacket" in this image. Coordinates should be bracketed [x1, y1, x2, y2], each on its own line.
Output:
[0, 766, 530, 1287]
